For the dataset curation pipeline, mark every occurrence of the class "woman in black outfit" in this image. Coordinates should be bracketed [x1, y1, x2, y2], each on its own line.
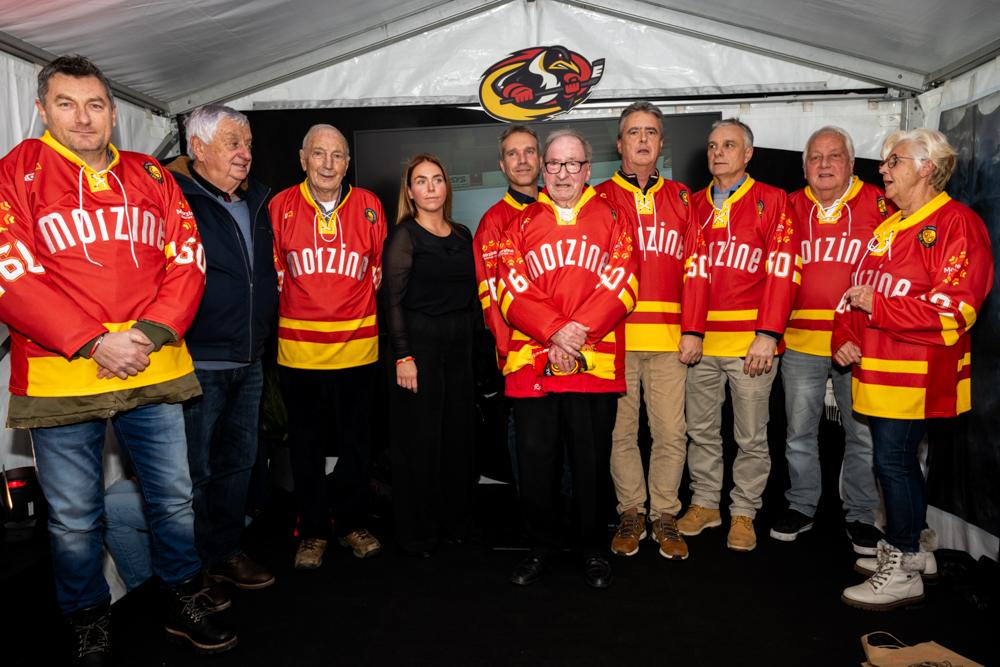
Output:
[384, 153, 478, 556]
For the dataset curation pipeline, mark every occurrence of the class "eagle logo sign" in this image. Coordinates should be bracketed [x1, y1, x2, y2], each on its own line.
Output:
[479, 46, 605, 122]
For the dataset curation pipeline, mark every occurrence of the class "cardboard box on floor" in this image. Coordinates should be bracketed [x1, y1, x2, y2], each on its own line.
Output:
[861, 631, 986, 667]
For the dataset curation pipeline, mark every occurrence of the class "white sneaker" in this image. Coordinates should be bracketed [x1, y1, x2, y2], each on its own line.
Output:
[842, 541, 924, 611]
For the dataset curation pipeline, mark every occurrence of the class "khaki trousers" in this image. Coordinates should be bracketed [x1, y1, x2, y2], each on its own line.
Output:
[610, 351, 687, 518]
[685, 355, 778, 518]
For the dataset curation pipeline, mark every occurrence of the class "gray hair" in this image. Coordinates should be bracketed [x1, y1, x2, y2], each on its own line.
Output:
[184, 105, 249, 158]
[711, 118, 754, 148]
[618, 101, 663, 138]
[302, 123, 350, 154]
[544, 128, 592, 163]
[881, 128, 957, 193]
[497, 125, 539, 161]
[802, 126, 855, 169]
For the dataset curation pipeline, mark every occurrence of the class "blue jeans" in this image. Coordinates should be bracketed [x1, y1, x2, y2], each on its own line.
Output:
[869, 417, 927, 552]
[104, 479, 153, 592]
[781, 349, 879, 522]
[31, 402, 200, 614]
[183, 362, 263, 565]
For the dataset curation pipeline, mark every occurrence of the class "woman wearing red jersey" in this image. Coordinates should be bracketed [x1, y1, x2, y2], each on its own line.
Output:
[835, 129, 993, 610]
[383, 154, 478, 556]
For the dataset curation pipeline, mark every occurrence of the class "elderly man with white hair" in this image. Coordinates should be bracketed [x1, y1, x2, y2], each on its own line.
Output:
[269, 124, 387, 569]
[770, 126, 893, 555]
[166, 105, 280, 604]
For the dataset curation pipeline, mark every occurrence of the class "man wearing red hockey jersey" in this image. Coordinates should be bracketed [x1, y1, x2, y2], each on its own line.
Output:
[770, 127, 890, 554]
[0, 55, 234, 663]
[474, 125, 540, 485]
[269, 124, 387, 569]
[475, 125, 540, 371]
[594, 102, 696, 561]
[678, 119, 800, 553]
[498, 129, 638, 589]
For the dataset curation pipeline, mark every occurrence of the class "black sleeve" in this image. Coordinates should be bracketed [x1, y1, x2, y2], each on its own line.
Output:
[383, 224, 414, 359]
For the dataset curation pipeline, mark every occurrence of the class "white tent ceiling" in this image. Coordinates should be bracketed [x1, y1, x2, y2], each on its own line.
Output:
[2, 0, 999, 115]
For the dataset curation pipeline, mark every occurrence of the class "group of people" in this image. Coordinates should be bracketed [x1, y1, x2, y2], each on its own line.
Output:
[0, 54, 993, 666]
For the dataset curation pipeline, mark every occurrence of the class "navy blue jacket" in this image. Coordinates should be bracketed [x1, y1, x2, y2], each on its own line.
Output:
[165, 157, 279, 363]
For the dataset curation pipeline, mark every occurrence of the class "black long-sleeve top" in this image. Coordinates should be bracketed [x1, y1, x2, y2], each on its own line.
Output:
[383, 218, 477, 358]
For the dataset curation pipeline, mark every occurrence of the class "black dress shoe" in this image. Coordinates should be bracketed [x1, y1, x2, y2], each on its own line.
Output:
[208, 552, 275, 590]
[583, 555, 613, 589]
[510, 551, 548, 586]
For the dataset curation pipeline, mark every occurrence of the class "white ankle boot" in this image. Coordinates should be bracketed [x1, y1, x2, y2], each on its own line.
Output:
[842, 540, 924, 610]
[854, 528, 938, 581]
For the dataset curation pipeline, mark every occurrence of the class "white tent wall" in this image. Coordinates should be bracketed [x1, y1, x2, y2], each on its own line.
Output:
[0, 50, 175, 158]
[228, 0, 899, 158]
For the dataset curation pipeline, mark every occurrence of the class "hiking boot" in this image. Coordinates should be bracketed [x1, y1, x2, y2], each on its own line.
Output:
[846, 521, 884, 556]
[294, 538, 328, 570]
[677, 505, 722, 536]
[68, 603, 112, 666]
[339, 529, 382, 558]
[650, 513, 688, 560]
[610, 511, 646, 556]
[164, 576, 238, 653]
[208, 551, 275, 590]
[201, 573, 231, 613]
[855, 530, 938, 582]
[842, 541, 924, 611]
[727, 515, 757, 552]
[770, 508, 814, 542]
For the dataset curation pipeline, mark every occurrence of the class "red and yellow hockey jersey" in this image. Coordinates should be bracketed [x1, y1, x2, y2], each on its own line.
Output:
[495, 186, 638, 397]
[474, 189, 533, 369]
[832, 192, 993, 419]
[269, 181, 386, 370]
[0, 132, 205, 397]
[595, 172, 693, 352]
[786, 179, 893, 356]
[682, 175, 800, 357]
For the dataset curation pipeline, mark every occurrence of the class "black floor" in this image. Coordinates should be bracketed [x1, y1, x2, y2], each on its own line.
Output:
[3, 399, 998, 666]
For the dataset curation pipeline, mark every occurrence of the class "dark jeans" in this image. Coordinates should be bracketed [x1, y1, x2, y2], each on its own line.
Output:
[869, 416, 927, 552]
[390, 310, 476, 553]
[183, 362, 264, 565]
[31, 403, 200, 614]
[281, 363, 376, 539]
[512, 392, 617, 554]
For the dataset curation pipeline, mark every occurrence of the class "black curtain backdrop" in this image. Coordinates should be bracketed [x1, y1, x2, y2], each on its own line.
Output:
[936, 93, 1000, 538]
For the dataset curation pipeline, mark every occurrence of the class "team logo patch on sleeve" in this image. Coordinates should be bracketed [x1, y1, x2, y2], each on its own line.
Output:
[877, 195, 889, 218]
[365, 207, 377, 224]
[479, 45, 605, 122]
[680, 190, 689, 206]
[756, 200, 765, 216]
[144, 162, 164, 184]
[918, 225, 937, 248]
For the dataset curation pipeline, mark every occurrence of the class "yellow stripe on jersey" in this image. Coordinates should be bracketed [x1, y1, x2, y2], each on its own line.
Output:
[701, 331, 757, 358]
[706, 309, 758, 322]
[859, 357, 928, 374]
[618, 287, 636, 312]
[852, 377, 926, 419]
[625, 322, 681, 352]
[789, 308, 835, 321]
[958, 352, 971, 371]
[783, 328, 832, 357]
[27, 321, 193, 397]
[279, 315, 376, 332]
[636, 301, 682, 314]
[278, 337, 377, 370]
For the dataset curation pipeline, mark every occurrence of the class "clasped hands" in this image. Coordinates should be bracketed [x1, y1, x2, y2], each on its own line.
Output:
[94, 329, 156, 380]
[548, 321, 590, 373]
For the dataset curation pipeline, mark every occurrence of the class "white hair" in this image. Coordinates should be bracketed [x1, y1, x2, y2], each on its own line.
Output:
[185, 104, 249, 158]
[802, 126, 856, 168]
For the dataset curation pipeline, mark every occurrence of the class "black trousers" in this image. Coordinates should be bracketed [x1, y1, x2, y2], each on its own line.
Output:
[390, 310, 476, 553]
[512, 392, 617, 553]
[280, 363, 376, 539]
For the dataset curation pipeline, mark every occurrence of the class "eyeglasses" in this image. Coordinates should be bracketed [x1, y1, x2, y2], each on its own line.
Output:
[880, 154, 918, 169]
[544, 160, 589, 174]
